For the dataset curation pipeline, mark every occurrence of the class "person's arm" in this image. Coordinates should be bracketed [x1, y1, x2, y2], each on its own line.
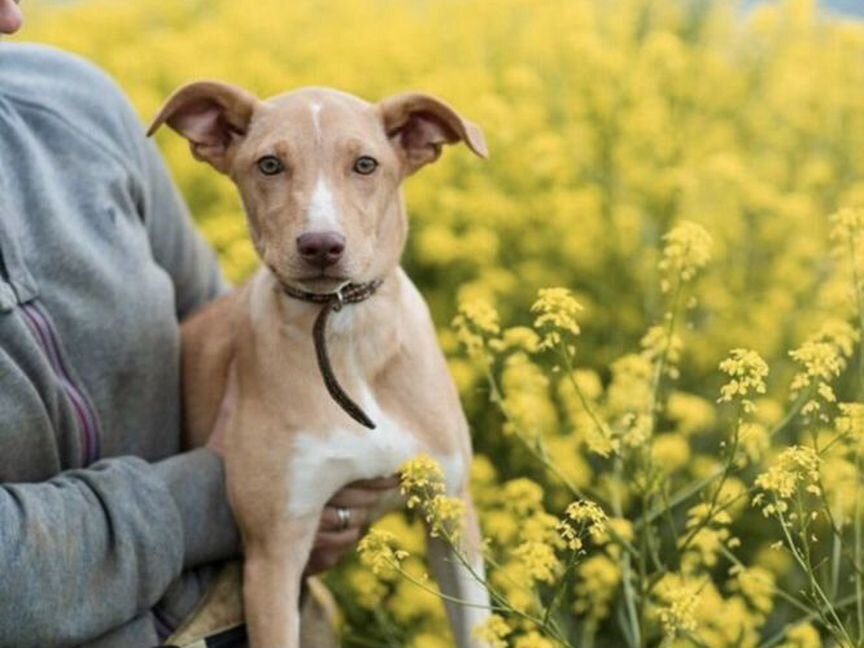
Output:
[135, 131, 229, 318]
[0, 450, 237, 648]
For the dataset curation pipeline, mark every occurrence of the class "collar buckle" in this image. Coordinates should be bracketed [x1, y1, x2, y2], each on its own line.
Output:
[330, 280, 352, 312]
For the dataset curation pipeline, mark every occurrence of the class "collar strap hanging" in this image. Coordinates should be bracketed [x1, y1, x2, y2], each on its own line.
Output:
[281, 279, 383, 429]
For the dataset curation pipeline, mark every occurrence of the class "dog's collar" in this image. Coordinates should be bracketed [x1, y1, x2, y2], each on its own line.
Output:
[279, 278, 384, 430]
[280, 279, 384, 312]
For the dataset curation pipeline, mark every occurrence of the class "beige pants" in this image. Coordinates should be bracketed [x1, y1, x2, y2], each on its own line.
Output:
[167, 561, 340, 648]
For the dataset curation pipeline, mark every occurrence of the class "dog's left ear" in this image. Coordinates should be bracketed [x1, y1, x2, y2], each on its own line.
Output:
[378, 93, 488, 175]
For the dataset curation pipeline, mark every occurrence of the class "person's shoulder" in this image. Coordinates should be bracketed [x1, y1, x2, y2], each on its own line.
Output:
[1, 44, 144, 156]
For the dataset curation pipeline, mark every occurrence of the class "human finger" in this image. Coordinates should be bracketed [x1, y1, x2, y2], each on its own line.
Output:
[327, 486, 389, 509]
[318, 505, 369, 532]
[343, 475, 401, 490]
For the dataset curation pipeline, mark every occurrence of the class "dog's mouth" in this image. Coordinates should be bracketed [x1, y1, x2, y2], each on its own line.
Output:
[283, 271, 354, 295]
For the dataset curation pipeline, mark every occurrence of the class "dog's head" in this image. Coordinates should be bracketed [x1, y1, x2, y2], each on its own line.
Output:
[148, 82, 487, 292]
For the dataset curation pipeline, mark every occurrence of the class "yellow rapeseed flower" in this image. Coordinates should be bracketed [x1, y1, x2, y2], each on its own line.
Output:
[718, 348, 769, 413]
[453, 298, 501, 358]
[512, 541, 560, 584]
[530, 287, 583, 351]
[658, 221, 713, 289]
[400, 455, 464, 539]
[829, 206, 864, 248]
[513, 631, 555, 648]
[777, 622, 822, 648]
[472, 614, 513, 648]
[357, 529, 409, 578]
[400, 455, 446, 509]
[753, 446, 822, 517]
[558, 499, 608, 550]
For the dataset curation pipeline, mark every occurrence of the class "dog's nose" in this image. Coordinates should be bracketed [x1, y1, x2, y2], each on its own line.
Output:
[297, 231, 346, 268]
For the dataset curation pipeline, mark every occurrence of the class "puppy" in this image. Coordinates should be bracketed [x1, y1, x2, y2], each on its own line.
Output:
[149, 83, 490, 648]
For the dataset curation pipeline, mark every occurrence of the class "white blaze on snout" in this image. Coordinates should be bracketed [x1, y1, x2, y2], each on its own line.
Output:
[310, 102, 323, 143]
[306, 175, 342, 232]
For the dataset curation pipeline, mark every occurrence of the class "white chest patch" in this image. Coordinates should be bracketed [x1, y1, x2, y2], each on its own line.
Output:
[286, 389, 464, 517]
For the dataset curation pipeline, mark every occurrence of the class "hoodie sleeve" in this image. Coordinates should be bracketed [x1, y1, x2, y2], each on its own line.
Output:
[0, 449, 237, 648]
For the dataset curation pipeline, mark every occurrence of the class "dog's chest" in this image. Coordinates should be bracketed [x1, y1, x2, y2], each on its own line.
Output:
[285, 399, 462, 517]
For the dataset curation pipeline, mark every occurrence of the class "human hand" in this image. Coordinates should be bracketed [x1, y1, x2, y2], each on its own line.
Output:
[305, 476, 401, 574]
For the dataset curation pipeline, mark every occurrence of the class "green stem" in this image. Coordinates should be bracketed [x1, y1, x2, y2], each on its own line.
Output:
[856, 449, 864, 644]
[757, 593, 860, 648]
[482, 360, 587, 500]
[777, 507, 854, 646]
[613, 457, 642, 648]
[718, 544, 812, 616]
[677, 401, 743, 557]
[541, 548, 580, 627]
[482, 360, 640, 560]
[640, 389, 810, 528]
[436, 524, 575, 648]
[557, 341, 611, 448]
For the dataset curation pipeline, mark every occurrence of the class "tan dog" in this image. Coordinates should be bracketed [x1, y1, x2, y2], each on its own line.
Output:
[148, 83, 491, 648]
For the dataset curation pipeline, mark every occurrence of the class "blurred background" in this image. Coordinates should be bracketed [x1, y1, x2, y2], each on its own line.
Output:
[11, 1, 864, 646]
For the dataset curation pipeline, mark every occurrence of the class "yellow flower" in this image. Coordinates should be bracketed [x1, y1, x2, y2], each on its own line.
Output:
[558, 499, 608, 550]
[728, 565, 775, 618]
[666, 391, 717, 436]
[651, 433, 691, 474]
[753, 445, 821, 516]
[411, 632, 452, 648]
[607, 354, 653, 417]
[530, 287, 583, 351]
[502, 478, 546, 517]
[400, 456, 464, 539]
[640, 324, 682, 378]
[658, 221, 713, 288]
[425, 495, 466, 539]
[788, 321, 857, 420]
[500, 353, 557, 442]
[490, 326, 541, 354]
[357, 529, 409, 578]
[452, 297, 501, 358]
[400, 455, 446, 509]
[653, 574, 703, 638]
[777, 622, 823, 648]
[346, 568, 388, 610]
[739, 421, 771, 463]
[837, 402, 864, 445]
[512, 541, 560, 584]
[472, 614, 513, 648]
[829, 206, 864, 248]
[574, 554, 622, 620]
[513, 631, 555, 648]
[717, 348, 769, 413]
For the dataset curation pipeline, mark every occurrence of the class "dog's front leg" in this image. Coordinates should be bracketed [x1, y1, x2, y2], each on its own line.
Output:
[242, 515, 319, 648]
[427, 494, 492, 648]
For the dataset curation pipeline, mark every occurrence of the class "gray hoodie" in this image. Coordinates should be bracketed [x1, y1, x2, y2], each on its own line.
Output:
[0, 44, 240, 647]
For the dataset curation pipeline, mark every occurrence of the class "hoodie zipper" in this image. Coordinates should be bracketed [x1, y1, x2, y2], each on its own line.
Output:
[19, 301, 101, 467]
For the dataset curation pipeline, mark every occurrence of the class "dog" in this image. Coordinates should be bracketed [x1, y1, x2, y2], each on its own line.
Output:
[148, 82, 491, 648]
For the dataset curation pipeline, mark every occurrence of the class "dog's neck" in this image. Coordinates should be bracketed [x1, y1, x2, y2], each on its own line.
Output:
[250, 266, 404, 375]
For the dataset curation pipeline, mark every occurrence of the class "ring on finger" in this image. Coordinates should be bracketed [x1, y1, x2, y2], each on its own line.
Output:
[336, 506, 351, 532]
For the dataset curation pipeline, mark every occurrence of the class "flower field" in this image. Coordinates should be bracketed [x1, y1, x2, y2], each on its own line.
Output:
[17, 0, 864, 646]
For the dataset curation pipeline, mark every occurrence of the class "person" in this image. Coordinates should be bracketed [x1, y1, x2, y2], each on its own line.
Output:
[0, 1, 398, 646]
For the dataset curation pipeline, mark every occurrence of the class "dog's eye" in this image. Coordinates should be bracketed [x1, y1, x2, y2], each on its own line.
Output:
[257, 155, 285, 176]
[353, 156, 378, 175]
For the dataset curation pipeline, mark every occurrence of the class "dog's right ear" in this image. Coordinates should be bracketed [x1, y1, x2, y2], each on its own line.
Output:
[147, 81, 259, 173]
